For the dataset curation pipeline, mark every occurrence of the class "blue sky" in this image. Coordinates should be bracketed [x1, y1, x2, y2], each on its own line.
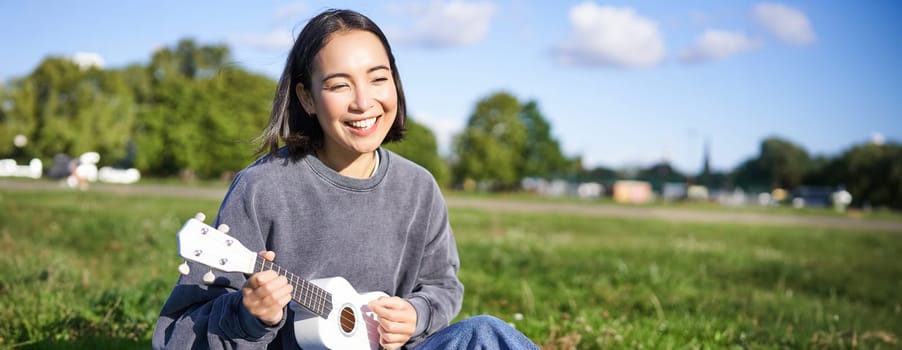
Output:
[2, 1, 900, 173]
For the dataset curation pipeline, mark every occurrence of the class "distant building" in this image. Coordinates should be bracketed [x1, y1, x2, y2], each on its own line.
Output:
[687, 185, 709, 201]
[522, 177, 604, 199]
[791, 186, 834, 208]
[613, 180, 653, 204]
[661, 182, 687, 201]
[577, 182, 603, 199]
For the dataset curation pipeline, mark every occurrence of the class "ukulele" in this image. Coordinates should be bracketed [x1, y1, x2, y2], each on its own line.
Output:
[176, 213, 386, 350]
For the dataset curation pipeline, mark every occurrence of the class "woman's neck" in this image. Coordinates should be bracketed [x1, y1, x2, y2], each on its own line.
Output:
[315, 148, 378, 179]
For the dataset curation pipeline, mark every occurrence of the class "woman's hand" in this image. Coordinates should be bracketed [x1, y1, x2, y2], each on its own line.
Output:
[242, 251, 292, 326]
[368, 296, 417, 350]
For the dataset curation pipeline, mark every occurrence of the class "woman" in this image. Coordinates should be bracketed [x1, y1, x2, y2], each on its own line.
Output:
[153, 8, 538, 350]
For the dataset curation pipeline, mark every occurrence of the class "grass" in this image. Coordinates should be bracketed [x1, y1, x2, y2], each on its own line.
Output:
[0, 190, 219, 349]
[452, 210, 901, 348]
[0, 188, 899, 349]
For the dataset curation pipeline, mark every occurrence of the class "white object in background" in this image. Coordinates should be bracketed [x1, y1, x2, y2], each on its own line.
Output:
[98, 167, 141, 184]
[0, 158, 42, 179]
[66, 151, 101, 189]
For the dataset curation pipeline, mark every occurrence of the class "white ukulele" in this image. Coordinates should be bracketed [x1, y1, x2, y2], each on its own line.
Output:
[176, 214, 387, 350]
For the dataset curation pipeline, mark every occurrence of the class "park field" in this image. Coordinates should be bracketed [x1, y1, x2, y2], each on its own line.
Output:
[0, 188, 899, 349]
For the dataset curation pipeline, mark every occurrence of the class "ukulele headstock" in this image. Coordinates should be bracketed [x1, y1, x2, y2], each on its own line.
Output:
[177, 213, 256, 276]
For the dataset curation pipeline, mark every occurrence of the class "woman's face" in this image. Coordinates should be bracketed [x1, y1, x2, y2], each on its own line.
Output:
[298, 29, 398, 159]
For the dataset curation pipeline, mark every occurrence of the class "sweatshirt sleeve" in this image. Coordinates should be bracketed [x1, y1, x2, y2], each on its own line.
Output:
[405, 185, 464, 346]
[152, 172, 286, 349]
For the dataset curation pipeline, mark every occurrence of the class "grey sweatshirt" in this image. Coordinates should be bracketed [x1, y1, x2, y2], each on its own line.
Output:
[153, 148, 464, 349]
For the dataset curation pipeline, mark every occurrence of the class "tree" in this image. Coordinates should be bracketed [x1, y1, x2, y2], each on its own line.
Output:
[732, 136, 809, 191]
[452, 92, 578, 191]
[149, 39, 229, 80]
[637, 162, 686, 192]
[1, 57, 135, 164]
[519, 101, 577, 178]
[384, 116, 449, 187]
[130, 39, 273, 178]
[452, 92, 527, 190]
[578, 163, 618, 183]
[192, 67, 274, 178]
[758, 137, 809, 189]
[732, 157, 769, 192]
[802, 154, 839, 187]
[130, 63, 195, 176]
[0, 78, 37, 161]
[840, 142, 902, 209]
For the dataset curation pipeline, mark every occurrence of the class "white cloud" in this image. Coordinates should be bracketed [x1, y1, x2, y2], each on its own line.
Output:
[753, 3, 815, 46]
[680, 30, 760, 63]
[554, 2, 665, 68]
[392, 0, 497, 48]
[231, 29, 294, 50]
[871, 132, 885, 145]
[70, 52, 104, 70]
[413, 112, 464, 155]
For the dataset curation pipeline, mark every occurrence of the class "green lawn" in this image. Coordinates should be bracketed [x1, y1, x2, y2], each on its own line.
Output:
[0, 189, 899, 349]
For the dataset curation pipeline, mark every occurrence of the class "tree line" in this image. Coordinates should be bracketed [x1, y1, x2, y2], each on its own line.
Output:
[1, 39, 899, 209]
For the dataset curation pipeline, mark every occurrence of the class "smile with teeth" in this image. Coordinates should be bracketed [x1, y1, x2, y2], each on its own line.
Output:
[346, 117, 378, 130]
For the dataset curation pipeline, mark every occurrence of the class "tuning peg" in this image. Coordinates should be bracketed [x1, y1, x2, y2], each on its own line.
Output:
[203, 269, 216, 284]
[194, 212, 206, 222]
[178, 261, 191, 275]
[218, 224, 230, 234]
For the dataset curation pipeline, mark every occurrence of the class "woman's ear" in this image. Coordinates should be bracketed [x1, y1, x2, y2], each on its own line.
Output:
[296, 83, 315, 114]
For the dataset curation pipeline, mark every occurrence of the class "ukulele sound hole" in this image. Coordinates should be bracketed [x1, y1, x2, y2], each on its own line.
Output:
[339, 306, 356, 334]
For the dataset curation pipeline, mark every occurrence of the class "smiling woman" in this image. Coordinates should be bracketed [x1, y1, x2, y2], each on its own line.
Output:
[296, 29, 399, 178]
[151, 8, 539, 350]
[256, 8, 408, 170]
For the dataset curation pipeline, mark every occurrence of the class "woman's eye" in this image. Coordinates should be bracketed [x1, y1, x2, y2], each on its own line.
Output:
[372, 77, 389, 84]
[327, 84, 349, 91]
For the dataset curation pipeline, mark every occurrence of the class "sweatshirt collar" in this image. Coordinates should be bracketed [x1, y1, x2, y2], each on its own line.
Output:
[304, 147, 388, 191]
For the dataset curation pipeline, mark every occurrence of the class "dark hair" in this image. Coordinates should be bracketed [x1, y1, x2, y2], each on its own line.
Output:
[257, 9, 407, 158]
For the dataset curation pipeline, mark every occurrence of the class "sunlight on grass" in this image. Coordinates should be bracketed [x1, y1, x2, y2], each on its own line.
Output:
[0, 190, 899, 349]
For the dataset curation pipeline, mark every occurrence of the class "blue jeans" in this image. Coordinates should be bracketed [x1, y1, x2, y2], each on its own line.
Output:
[412, 315, 539, 350]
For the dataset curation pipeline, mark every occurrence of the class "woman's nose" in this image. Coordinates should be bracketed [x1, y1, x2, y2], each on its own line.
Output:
[351, 86, 375, 111]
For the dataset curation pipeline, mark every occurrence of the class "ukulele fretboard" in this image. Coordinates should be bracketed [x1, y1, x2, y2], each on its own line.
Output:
[255, 257, 333, 318]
